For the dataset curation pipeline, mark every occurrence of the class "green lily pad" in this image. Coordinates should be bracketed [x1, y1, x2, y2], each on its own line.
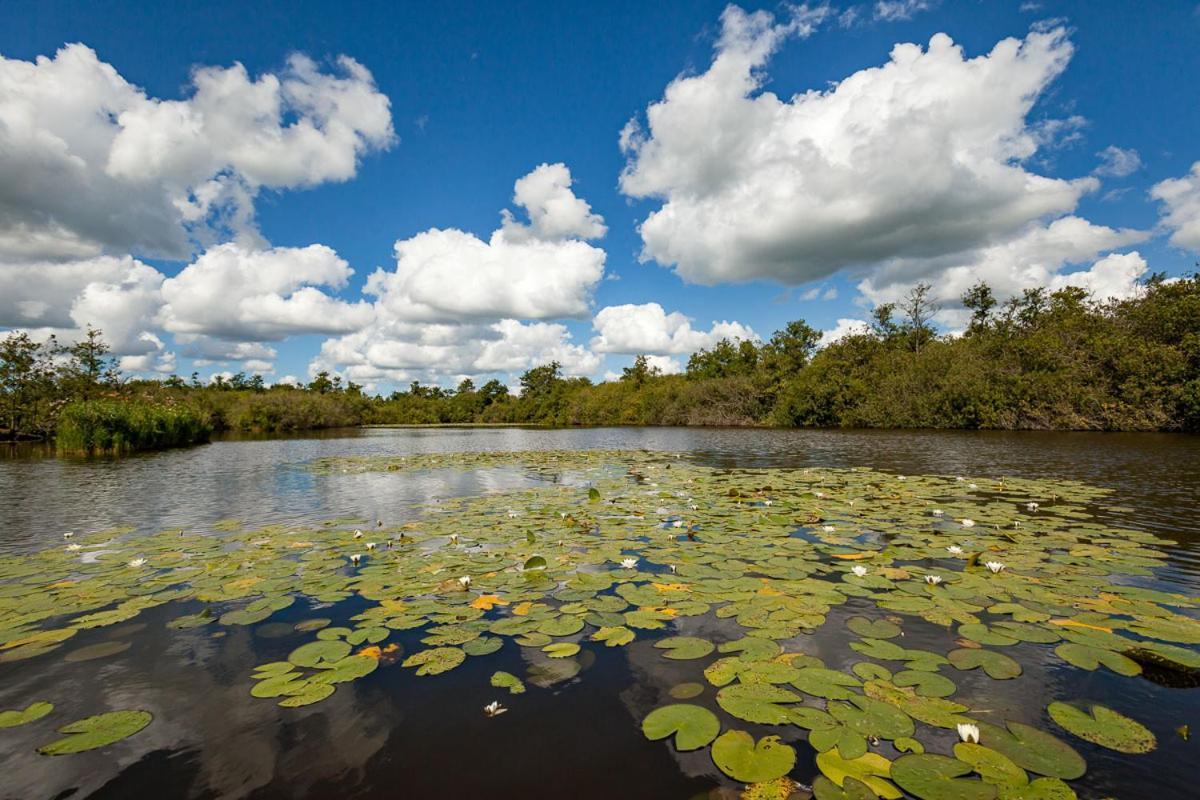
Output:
[1054, 643, 1140, 676]
[590, 625, 636, 647]
[815, 750, 901, 799]
[948, 649, 1022, 680]
[37, 710, 152, 755]
[490, 671, 526, 694]
[642, 704, 721, 751]
[543, 642, 581, 658]
[278, 682, 335, 707]
[711, 730, 796, 783]
[288, 639, 352, 668]
[717, 683, 802, 724]
[792, 667, 863, 700]
[1046, 702, 1156, 754]
[402, 646, 466, 676]
[848, 616, 902, 639]
[894, 670, 956, 698]
[655, 636, 715, 660]
[977, 721, 1086, 780]
[0, 701, 53, 728]
[953, 743, 1028, 789]
[890, 753, 998, 800]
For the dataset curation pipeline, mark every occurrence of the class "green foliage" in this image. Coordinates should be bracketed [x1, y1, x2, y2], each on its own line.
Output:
[7, 273, 1198, 442]
[56, 399, 212, 455]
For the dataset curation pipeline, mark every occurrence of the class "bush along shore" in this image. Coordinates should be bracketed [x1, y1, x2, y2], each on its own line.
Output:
[2, 274, 1198, 454]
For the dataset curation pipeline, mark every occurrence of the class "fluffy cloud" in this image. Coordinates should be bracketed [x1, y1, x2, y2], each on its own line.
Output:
[313, 164, 607, 386]
[859, 216, 1148, 310]
[590, 303, 756, 355]
[0, 44, 393, 263]
[818, 318, 870, 347]
[312, 318, 598, 386]
[1094, 146, 1141, 178]
[159, 243, 372, 341]
[0, 254, 174, 367]
[500, 162, 607, 242]
[620, 8, 1094, 286]
[1151, 161, 1200, 251]
[367, 163, 605, 322]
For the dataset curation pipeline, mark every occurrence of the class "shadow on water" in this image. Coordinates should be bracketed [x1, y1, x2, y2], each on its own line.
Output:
[1, 427, 1198, 799]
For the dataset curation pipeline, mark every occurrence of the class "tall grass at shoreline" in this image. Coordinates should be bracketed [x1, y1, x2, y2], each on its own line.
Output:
[56, 400, 212, 455]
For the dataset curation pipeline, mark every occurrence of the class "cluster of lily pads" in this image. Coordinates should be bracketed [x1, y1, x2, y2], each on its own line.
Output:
[0, 450, 1196, 798]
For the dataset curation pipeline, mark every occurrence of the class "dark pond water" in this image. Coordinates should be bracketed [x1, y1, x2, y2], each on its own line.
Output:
[1, 427, 1197, 799]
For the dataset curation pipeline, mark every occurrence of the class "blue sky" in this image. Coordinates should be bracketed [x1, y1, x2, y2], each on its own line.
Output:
[2, 0, 1198, 390]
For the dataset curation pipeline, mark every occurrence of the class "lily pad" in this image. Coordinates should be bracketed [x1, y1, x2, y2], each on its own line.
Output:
[1046, 702, 1155, 754]
[890, 753, 998, 800]
[402, 646, 466, 676]
[0, 701, 53, 728]
[37, 710, 152, 755]
[977, 721, 1086, 780]
[815, 750, 901, 799]
[948, 649, 1022, 680]
[642, 704, 721, 751]
[491, 670, 526, 694]
[711, 730, 796, 783]
[717, 683, 802, 725]
[655, 636, 715, 660]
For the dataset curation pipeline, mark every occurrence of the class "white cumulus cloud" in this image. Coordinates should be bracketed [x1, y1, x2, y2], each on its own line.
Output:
[0, 44, 393, 263]
[1151, 161, 1200, 251]
[590, 303, 756, 355]
[159, 242, 373, 341]
[367, 163, 606, 322]
[620, 7, 1095, 286]
[312, 164, 608, 387]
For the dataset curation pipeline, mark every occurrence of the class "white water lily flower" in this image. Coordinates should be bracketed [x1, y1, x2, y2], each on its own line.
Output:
[458, 575, 471, 588]
[897, 475, 906, 481]
[1026, 502, 1039, 511]
[815, 491, 825, 498]
[968, 483, 978, 489]
[822, 525, 835, 532]
[947, 545, 964, 556]
[449, 534, 459, 545]
[960, 519, 976, 528]
[672, 519, 685, 528]
[484, 701, 507, 717]
[63, 531, 74, 539]
[619, 557, 639, 569]
[925, 575, 943, 586]
[931, 509, 944, 516]
[851, 566, 868, 577]
[66, 544, 81, 552]
[957, 723, 980, 744]
[507, 510, 519, 518]
[956, 476, 965, 482]
[365, 542, 377, 551]
[985, 561, 1006, 574]
[763, 499, 773, 507]
[353, 529, 363, 539]
[128, 558, 146, 568]
[350, 554, 363, 565]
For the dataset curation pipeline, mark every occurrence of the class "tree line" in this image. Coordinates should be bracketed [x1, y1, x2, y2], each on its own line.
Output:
[3, 272, 1198, 451]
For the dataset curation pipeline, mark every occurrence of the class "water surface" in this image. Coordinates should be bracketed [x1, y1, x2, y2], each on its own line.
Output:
[1, 427, 1197, 799]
